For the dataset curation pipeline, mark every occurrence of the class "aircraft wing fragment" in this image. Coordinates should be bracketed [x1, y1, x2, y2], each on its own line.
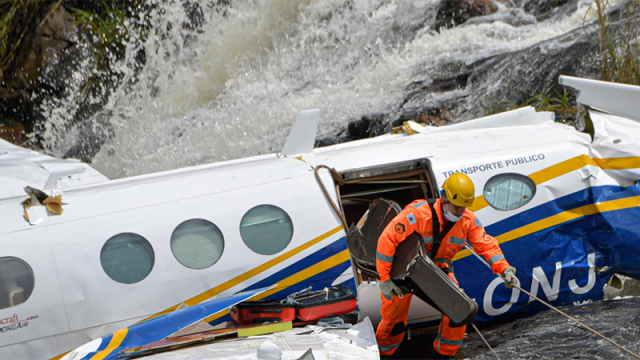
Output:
[58, 287, 273, 360]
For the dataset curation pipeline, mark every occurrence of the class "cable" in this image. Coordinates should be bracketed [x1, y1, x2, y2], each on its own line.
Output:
[464, 244, 640, 360]
[470, 323, 501, 360]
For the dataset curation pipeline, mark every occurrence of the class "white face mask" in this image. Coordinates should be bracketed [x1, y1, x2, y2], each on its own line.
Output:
[443, 209, 461, 222]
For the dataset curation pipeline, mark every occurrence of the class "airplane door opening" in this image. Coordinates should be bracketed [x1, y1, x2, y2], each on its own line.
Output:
[338, 159, 437, 226]
[335, 159, 438, 285]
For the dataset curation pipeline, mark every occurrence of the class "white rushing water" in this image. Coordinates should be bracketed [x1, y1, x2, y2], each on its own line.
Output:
[40, 0, 620, 178]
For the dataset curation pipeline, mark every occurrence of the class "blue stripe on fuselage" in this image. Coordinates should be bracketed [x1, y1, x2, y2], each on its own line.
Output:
[241, 237, 348, 292]
[485, 184, 640, 237]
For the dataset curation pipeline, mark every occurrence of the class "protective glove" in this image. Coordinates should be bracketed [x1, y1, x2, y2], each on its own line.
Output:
[501, 268, 518, 289]
[379, 279, 404, 299]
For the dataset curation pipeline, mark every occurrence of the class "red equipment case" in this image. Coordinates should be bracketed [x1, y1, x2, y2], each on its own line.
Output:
[230, 299, 296, 324]
[287, 285, 357, 322]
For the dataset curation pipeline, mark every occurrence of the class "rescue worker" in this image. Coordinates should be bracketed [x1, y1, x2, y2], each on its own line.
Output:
[375, 173, 518, 359]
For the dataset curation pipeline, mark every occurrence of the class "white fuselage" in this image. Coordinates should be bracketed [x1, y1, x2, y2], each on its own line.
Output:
[1, 99, 640, 360]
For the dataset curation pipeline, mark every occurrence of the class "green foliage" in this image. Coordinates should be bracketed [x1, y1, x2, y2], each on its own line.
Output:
[486, 0, 638, 128]
[484, 87, 580, 116]
[0, 0, 43, 80]
[71, 5, 130, 71]
[67, 2, 151, 100]
[1, 1, 149, 84]
[595, 0, 640, 85]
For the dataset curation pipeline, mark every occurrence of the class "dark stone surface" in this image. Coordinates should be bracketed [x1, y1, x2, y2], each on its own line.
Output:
[385, 297, 640, 359]
[434, 0, 499, 32]
[459, 297, 640, 360]
[316, 21, 604, 147]
[523, 0, 573, 17]
[1, 3, 82, 136]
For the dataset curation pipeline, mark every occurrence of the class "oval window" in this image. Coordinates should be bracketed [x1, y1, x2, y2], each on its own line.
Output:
[171, 219, 225, 269]
[240, 205, 293, 255]
[101, 233, 155, 284]
[0, 257, 35, 309]
[484, 173, 536, 211]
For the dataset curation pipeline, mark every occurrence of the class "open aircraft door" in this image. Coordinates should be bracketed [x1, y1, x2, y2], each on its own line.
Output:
[325, 159, 439, 284]
[316, 159, 446, 327]
[0, 228, 69, 358]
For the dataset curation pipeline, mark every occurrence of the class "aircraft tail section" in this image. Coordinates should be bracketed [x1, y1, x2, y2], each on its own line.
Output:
[280, 109, 320, 156]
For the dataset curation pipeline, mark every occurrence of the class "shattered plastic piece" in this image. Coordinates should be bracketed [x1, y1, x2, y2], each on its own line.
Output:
[43, 194, 63, 214]
[317, 316, 350, 328]
[25, 206, 47, 225]
[296, 348, 315, 360]
[325, 317, 377, 349]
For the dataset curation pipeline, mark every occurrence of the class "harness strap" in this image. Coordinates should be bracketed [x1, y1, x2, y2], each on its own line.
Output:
[427, 199, 455, 260]
[434, 258, 454, 274]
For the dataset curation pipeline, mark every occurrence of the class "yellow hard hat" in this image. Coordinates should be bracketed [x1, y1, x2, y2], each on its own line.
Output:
[442, 173, 475, 207]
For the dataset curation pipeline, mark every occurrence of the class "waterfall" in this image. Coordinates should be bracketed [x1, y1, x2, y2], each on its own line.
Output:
[37, 0, 620, 179]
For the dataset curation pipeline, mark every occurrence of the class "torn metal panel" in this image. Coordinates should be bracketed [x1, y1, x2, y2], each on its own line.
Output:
[0, 139, 108, 200]
[60, 287, 272, 360]
[127, 317, 378, 360]
[588, 111, 640, 187]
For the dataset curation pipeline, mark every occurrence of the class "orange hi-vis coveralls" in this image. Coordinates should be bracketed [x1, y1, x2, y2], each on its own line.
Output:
[375, 198, 513, 357]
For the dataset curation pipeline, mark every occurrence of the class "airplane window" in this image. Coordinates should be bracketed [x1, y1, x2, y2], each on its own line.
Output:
[240, 205, 293, 255]
[484, 173, 536, 211]
[0, 257, 34, 310]
[171, 219, 225, 269]
[100, 233, 155, 284]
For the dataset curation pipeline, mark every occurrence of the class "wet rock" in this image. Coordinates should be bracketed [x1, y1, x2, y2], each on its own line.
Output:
[523, 0, 573, 17]
[4, 4, 77, 88]
[0, 3, 80, 134]
[401, 21, 601, 129]
[459, 297, 640, 359]
[0, 117, 29, 145]
[453, 24, 602, 127]
[0, 0, 151, 150]
[393, 104, 456, 130]
[434, 0, 499, 32]
[315, 113, 389, 147]
[377, 297, 640, 359]
[464, 7, 537, 27]
[405, 73, 471, 99]
[62, 111, 114, 163]
[0, 87, 35, 134]
[344, 10, 610, 139]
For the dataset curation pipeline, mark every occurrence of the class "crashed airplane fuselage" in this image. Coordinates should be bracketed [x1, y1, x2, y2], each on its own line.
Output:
[0, 76, 639, 360]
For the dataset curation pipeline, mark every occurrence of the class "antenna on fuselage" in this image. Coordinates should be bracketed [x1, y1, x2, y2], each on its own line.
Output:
[280, 109, 320, 157]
